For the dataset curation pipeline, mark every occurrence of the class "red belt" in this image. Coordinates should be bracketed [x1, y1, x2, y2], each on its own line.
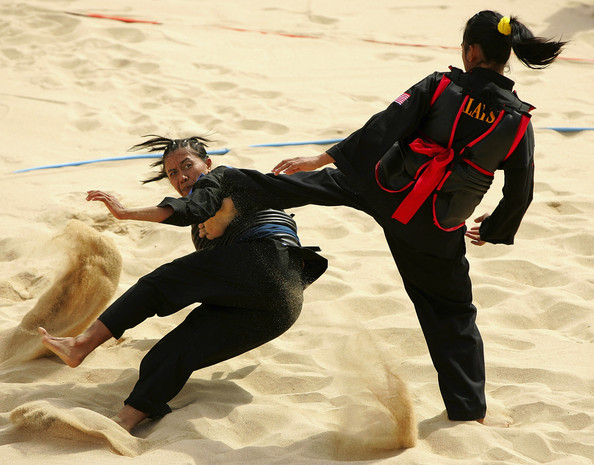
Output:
[391, 138, 454, 224]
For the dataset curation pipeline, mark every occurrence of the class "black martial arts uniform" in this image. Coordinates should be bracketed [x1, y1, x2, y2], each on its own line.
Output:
[221, 67, 535, 421]
[98, 166, 327, 418]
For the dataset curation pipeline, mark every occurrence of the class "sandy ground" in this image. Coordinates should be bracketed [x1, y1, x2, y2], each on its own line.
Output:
[0, 1, 592, 463]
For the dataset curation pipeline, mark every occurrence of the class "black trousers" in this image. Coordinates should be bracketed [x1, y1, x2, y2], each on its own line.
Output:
[224, 167, 486, 421]
[99, 239, 325, 418]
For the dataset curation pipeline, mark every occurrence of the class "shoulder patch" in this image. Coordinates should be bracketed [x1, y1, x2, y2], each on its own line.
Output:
[394, 93, 411, 105]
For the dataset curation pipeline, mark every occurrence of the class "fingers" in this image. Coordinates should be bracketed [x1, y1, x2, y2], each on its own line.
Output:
[86, 190, 110, 202]
[272, 158, 306, 175]
[467, 216, 488, 246]
[465, 229, 485, 246]
[474, 212, 490, 223]
[272, 159, 295, 175]
[86, 190, 100, 201]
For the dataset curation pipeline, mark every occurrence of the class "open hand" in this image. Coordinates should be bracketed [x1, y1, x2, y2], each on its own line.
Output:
[271, 152, 334, 175]
[465, 213, 490, 246]
[86, 190, 128, 219]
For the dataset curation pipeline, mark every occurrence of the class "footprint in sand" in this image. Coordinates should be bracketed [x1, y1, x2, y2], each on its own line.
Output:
[10, 398, 147, 456]
[0, 220, 122, 367]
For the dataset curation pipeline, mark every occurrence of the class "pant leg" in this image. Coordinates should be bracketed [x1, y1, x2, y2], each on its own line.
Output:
[117, 240, 306, 417]
[223, 167, 373, 215]
[385, 232, 486, 421]
[124, 299, 301, 418]
[99, 239, 302, 338]
[223, 165, 485, 418]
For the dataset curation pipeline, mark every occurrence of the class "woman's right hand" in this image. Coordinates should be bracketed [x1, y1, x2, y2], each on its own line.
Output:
[271, 152, 335, 175]
[86, 190, 129, 220]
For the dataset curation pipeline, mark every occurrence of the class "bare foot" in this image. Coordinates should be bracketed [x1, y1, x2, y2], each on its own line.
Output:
[111, 405, 149, 433]
[476, 416, 511, 428]
[199, 197, 238, 239]
[38, 320, 112, 367]
[39, 327, 88, 367]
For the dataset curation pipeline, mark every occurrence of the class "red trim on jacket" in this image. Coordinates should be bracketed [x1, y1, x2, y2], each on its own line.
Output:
[430, 75, 451, 105]
[503, 114, 531, 161]
[375, 160, 415, 193]
[463, 159, 494, 176]
[460, 110, 505, 155]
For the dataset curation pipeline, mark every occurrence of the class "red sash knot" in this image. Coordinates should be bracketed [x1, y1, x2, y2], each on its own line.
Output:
[391, 138, 454, 224]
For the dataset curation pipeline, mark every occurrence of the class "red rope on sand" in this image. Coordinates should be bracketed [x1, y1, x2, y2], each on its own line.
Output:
[61, 14, 594, 64]
[364, 38, 594, 64]
[65, 11, 162, 25]
[363, 38, 459, 51]
[217, 26, 594, 65]
[217, 26, 320, 40]
[556, 56, 594, 64]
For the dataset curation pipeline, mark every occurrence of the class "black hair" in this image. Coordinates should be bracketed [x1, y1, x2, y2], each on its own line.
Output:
[463, 10, 566, 69]
[129, 135, 211, 184]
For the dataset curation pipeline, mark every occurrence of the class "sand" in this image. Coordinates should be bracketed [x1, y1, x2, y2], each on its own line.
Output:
[1, 1, 593, 463]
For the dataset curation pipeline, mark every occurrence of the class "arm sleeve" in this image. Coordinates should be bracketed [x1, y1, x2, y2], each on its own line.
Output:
[157, 166, 227, 226]
[327, 72, 441, 170]
[479, 123, 535, 244]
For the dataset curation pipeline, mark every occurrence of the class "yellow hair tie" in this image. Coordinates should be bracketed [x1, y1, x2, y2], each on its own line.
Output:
[498, 16, 512, 36]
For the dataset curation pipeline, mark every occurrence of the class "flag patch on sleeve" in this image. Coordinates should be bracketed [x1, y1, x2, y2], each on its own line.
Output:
[394, 93, 410, 105]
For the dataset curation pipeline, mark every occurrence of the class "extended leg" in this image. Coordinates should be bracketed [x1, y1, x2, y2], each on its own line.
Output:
[223, 167, 370, 215]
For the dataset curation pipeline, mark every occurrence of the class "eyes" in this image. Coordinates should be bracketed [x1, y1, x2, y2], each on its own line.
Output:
[167, 161, 194, 179]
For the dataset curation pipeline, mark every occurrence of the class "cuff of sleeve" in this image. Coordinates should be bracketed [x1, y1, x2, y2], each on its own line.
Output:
[157, 197, 188, 225]
[479, 218, 514, 245]
[326, 146, 358, 179]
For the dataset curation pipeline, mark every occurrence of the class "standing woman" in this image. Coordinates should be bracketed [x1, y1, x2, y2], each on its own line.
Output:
[208, 11, 566, 424]
[39, 136, 327, 433]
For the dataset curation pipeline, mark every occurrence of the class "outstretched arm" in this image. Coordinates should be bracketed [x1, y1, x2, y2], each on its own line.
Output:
[86, 190, 174, 223]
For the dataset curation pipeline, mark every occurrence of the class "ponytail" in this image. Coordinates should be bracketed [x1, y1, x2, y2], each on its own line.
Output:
[463, 11, 566, 70]
[509, 17, 566, 69]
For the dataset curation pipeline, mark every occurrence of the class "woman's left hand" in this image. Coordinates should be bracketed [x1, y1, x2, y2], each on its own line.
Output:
[465, 213, 490, 246]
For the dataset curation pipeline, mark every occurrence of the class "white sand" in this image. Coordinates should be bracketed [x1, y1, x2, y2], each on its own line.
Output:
[1, 1, 593, 463]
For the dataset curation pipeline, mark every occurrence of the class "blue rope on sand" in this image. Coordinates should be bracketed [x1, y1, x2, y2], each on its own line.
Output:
[250, 138, 344, 148]
[10, 130, 592, 173]
[543, 127, 594, 133]
[12, 139, 344, 173]
[12, 150, 230, 173]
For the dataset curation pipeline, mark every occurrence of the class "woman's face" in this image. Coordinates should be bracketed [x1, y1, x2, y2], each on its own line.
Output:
[164, 148, 212, 196]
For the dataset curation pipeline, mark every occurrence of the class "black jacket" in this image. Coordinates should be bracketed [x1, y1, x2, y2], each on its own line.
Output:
[329, 67, 535, 244]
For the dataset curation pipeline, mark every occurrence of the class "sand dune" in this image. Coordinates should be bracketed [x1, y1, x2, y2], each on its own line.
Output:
[0, 1, 592, 464]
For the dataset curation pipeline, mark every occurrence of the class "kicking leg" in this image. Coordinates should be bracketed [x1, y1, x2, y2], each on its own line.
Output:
[198, 197, 238, 239]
